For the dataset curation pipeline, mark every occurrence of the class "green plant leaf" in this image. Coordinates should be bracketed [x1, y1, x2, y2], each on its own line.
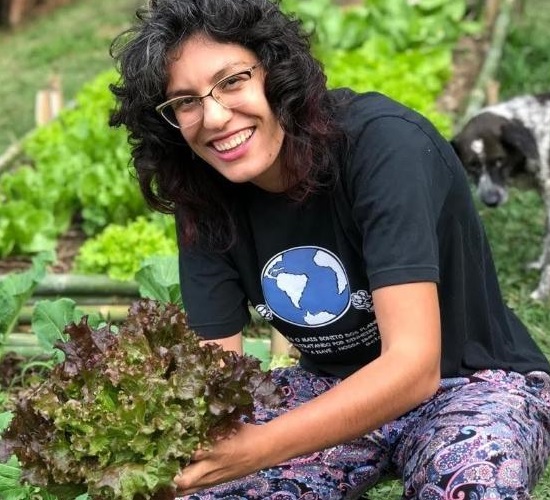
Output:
[0, 252, 54, 345]
[74, 216, 177, 281]
[0, 456, 30, 500]
[134, 255, 182, 308]
[32, 298, 103, 363]
[0, 411, 13, 433]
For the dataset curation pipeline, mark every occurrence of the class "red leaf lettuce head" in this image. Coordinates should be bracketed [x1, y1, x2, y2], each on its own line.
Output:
[1, 299, 282, 499]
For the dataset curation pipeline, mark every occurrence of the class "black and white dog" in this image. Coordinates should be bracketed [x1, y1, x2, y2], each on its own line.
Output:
[451, 93, 550, 301]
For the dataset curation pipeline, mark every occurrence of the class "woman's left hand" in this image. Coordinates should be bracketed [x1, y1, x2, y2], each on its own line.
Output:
[174, 422, 265, 496]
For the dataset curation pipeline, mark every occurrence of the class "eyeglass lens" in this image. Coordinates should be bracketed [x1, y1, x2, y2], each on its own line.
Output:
[160, 68, 255, 128]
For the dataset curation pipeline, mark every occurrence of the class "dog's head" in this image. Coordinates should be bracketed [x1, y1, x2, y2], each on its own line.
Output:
[451, 112, 539, 207]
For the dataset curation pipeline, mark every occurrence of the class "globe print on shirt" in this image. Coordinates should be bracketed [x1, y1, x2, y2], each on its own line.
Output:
[259, 246, 354, 327]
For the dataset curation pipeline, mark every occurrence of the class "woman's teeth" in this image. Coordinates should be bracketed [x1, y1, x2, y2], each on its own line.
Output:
[213, 129, 253, 152]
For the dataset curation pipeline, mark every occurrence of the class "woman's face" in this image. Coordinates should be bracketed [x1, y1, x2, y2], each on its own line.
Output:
[165, 35, 286, 192]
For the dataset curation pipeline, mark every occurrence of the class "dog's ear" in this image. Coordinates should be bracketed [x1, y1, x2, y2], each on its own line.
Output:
[449, 133, 464, 159]
[501, 119, 539, 164]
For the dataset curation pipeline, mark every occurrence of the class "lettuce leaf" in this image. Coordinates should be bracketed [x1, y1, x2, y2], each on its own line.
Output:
[0, 299, 281, 499]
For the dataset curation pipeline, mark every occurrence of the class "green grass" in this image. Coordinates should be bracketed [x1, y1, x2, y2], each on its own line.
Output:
[497, 0, 550, 98]
[479, 188, 550, 357]
[0, 0, 142, 154]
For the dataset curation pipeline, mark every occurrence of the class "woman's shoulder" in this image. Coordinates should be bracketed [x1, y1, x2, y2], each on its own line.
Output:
[330, 89, 433, 136]
[330, 89, 409, 120]
[330, 89, 455, 164]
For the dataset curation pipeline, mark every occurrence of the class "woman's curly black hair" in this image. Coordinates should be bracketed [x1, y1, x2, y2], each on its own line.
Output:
[110, 0, 343, 249]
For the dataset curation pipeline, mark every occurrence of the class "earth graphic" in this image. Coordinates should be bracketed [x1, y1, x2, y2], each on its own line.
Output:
[261, 247, 351, 327]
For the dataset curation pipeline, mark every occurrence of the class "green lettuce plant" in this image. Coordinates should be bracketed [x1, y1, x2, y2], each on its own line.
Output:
[74, 216, 177, 281]
[0, 70, 145, 258]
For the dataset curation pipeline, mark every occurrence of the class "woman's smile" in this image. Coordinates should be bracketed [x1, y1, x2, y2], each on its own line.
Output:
[210, 127, 254, 153]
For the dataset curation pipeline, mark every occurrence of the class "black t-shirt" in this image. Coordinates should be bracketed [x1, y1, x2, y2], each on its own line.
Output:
[178, 90, 550, 378]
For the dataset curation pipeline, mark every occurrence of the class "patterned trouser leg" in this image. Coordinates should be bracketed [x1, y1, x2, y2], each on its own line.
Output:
[181, 368, 550, 500]
[182, 366, 389, 500]
[390, 370, 550, 499]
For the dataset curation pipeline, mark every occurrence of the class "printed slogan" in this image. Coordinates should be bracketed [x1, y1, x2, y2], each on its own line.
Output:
[292, 321, 380, 355]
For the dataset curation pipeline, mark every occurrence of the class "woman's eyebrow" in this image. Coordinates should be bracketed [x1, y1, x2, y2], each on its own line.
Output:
[166, 61, 253, 99]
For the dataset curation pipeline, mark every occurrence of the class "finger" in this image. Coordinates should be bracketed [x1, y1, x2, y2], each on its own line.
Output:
[190, 448, 209, 461]
[174, 460, 204, 486]
[174, 469, 202, 494]
[174, 469, 190, 488]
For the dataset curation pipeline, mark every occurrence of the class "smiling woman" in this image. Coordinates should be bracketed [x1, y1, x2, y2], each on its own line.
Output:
[108, 0, 550, 499]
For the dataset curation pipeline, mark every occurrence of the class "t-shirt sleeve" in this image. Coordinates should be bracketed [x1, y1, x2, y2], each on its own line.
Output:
[178, 245, 250, 339]
[346, 113, 454, 290]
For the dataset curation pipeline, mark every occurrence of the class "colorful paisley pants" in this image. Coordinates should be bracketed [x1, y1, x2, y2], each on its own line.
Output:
[182, 368, 550, 499]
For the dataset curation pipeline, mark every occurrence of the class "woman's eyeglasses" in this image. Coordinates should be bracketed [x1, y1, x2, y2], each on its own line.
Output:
[156, 63, 261, 129]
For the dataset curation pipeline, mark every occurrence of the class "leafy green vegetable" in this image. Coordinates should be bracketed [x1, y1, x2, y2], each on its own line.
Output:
[0, 252, 54, 349]
[324, 38, 454, 135]
[74, 216, 177, 281]
[0, 412, 12, 434]
[32, 297, 104, 364]
[280, 0, 480, 137]
[0, 455, 33, 500]
[134, 256, 182, 308]
[1, 299, 281, 500]
[0, 70, 146, 258]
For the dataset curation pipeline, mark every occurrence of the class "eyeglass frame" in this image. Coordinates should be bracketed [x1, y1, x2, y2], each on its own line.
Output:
[155, 63, 262, 129]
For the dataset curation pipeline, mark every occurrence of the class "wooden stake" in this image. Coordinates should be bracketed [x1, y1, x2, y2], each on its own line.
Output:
[35, 74, 63, 126]
[456, 0, 516, 131]
[8, 0, 27, 27]
[484, 0, 501, 29]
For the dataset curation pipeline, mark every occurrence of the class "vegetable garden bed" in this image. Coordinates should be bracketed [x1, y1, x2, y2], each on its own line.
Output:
[2, 1, 542, 497]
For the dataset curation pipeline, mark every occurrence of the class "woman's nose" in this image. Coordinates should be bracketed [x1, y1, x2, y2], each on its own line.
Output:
[201, 96, 232, 129]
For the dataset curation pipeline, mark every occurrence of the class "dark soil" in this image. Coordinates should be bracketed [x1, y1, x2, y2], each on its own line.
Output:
[0, 221, 87, 276]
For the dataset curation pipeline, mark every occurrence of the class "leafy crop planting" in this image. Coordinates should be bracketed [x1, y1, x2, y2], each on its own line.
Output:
[0, 299, 281, 499]
[0, 70, 146, 258]
[0, 252, 54, 352]
[74, 216, 177, 281]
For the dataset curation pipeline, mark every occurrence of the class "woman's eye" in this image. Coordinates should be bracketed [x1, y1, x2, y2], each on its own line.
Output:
[173, 97, 198, 110]
[219, 73, 248, 90]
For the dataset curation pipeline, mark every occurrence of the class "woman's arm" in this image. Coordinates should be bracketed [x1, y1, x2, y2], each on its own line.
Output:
[175, 281, 441, 494]
[200, 331, 243, 355]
